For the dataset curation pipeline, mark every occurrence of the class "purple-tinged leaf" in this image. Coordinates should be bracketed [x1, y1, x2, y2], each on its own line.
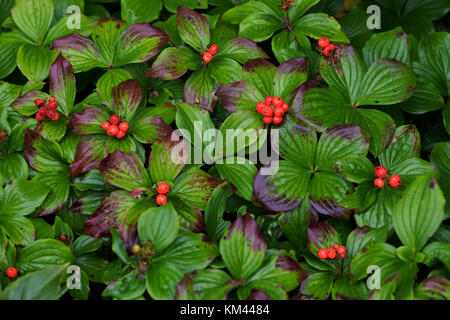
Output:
[176, 6, 210, 51]
[307, 221, 340, 255]
[310, 197, 351, 220]
[273, 57, 308, 101]
[242, 58, 276, 97]
[130, 110, 173, 144]
[100, 150, 151, 192]
[172, 200, 206, 233]
[11, 91, 49, 116]
[215, 80, 263, 113]
[49, 54, 76, 117]
[184, 69, 216, 112]
[111, 79, 142, 123]
[149, 133, 186, 183]
[83, 190, 151, 251]
[220, 214, 267, 280]
[147, 46, 202, 80]
[68, 107, 110, 135]
[52, 34, 108, 72]
[218, 37, 268, 64]
[415, 276, 450, 300]
[70, 135, 108, 177]
[247, 290, 272, 300]
[253, 161, 310, 212]
[24, 129, 66, 172]
[114, 23, 170, 66]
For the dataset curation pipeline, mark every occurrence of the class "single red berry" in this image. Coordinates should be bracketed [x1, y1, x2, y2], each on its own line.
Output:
[256, 101, 266, 113]
[203, 52, 213, 63]
[327, 247, 337, 259]
[107, 125, 119, 136]
[48, 101, 58, 109]
[47, 109, 56, 119]
[272, 116, 283, 125]
[274, 107, 284, 117]
[131, 244, 140, 253]
[60, 234, 67, 241]
[51, 112, 59, 121]
[49, 96, 56, 102]
[38, 106, 47, 115]
[6, 267, 17, 278]
[101, 121, 111, 130]
[157, 182, 170, 195]
[36, 113, 46, 121]
[317, 248, 328, 259]
[263, 116, 273, 124]
[323, 44, 335, 57]
[272, 97, 284, 108]
[339, 254, 346, 259]
[282, 103, 289, 112]
[0, 131, 7, 137]
[156, 194, 167, 206]
[265, 96, 274, 105]
[116, 130, 126, 139]
[35, 99, 45, 107]
[333, 243, 339, 249]
[375, 165, 388, 178]
[281, 4, 287, 9]
[261, 106, 274, 117]
[209, 44, 219, 55]
[336, 246, 347, 256]
[374, 178, 384, 188]
[389, 175, 401, 188]
[110, 115, 119, 125]
[119, 122, 129, 132]
[318, 37, 330, 48]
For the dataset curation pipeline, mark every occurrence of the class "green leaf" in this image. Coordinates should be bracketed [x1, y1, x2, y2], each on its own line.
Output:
[431, 142, 450, 201]
[24, 129, 65, 172]
[0, 153, 28, 184]
[111, 228, 133, 265]
[392, 175, 445, 252]
[17, 44, 53, 82]
[49, 55, 76, 117]
[72, 235, 103, 257]
[96, 68, 133, 108]
[204, 181, 232, 242]
[300, 272, 335, 299]
[32, 169, 71, 214]
[356, 58, 417, 106]
[400, 77, 445, 114]
[218, 37, 268, 64]
[295, 13, 349, 43]
[220, 214, 267, 280]
[238, 13, 283, 42]
[0, 213, 35, 245]
[273, 57, 308, 99]
[208, 57, 242, 86]
[111, 79, 142, 123]
[44, 13, 94, 46]
[11, 0, 54, 44]
[0, 264, 68, 300]
[280, 199, 315, 250]
[0, 179, 49, 216]
[146, 260, 184, 300]
[184, 69, 216, 112]
[0, 43, 17, 79]
[345, 226, 388, 268]
[103, 270, 145, 300]
[216, 157, 257, 202]
[17, 239, 74, 273]
[337, 156, 374, 183]
[138, 203, 179, 252]
[121, 0, 162, 23]
[176, 6, 210, 51]
[422, 242, 450, 271]
[149, 135, 186, 184]
[362, 27, 410, 67]
[130, 109, 172, 144]
[148, 46, 202, 80]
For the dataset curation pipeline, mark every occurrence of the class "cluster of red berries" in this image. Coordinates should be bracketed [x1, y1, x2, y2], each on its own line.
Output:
[374, 165, 401, 188]
[6, 267, 17, 278]
[318, 37, 336, 57]
[256, 96, 289, 125]
[155, 182, 169, 206]
[34, 97, 59, 121]
[317, 244, 347, 260]
[202, 44, 219, 63]
[280, 0, 294, 10]
[101, 115, 129, 139]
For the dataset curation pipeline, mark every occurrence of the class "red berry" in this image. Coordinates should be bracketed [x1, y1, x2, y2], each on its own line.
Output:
[38, 106, 47, 115]
[0, 131, 7, 137]
[49, 96, 56, 102]
[333, 243, 339, 249]
[261, 106, 274, 117]
[272, 97, 284, 108]
[47, 109, 56, 119]
[35, 99, 45, 107]
[282, 103, 289, 112]
[131, 244, 140, 253]
[263, 116, 273, 124]
[339, 254, 346, 259]
[337, 246, 346, 256]
[327, 247, 337, 259]
[203, 52, 213, 63]
[265, 96, 274, 105]
[323, 44, 335, 57]
[119, 122, 129, 132]
[274, 107, 284, 117]
[116, 130, 126, 139]
[256, 101, 266, 114]
[375, 166, 387, 178]
[110, 115, 119, 125]
[318, 37, 330, 48]
[209, 44, 219, 55]
[101, 121, 110, 130]
[281, 4, 287, 9]
[51, 112, 59, 121]
[317, 248, 328, 259]
[389, 175, 401, 188]
[36, 113, 46, 121]
[374, 178, 384, 188]
[157, 182, 170, 195]
[272, 116, 283, 125]
[60, 235, 67, 241]
[6, 267, 17, 278]
[156, 194, 167, 206]
[107, 125, 119, 136]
